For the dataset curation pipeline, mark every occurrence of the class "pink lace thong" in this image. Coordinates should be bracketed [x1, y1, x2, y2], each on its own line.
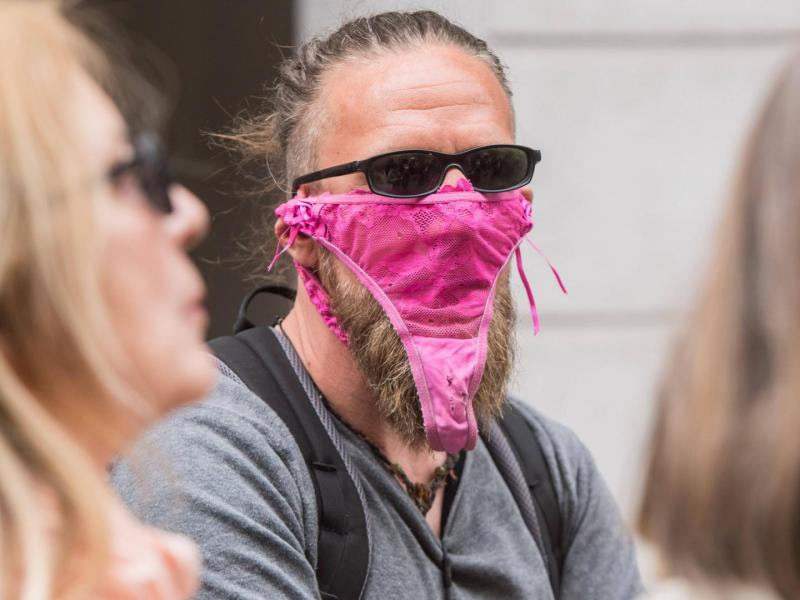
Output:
[271, 179, 565, 452]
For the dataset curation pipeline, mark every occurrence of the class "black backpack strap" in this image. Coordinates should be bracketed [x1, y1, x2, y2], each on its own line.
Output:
[484, 403, 565, 598]
[209, 327, 368, 600]
[232, 285, 296, 334]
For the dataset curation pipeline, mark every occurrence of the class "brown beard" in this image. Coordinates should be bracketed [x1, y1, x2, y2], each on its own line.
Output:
[317, 249, 516, 450]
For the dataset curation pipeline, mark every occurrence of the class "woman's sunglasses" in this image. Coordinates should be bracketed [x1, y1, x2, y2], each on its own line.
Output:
[291, 144, 541, 199]
[108, 132, 173, 213]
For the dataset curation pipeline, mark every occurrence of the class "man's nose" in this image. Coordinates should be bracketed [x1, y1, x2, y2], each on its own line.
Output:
[163, 185, 210, 251]
[440, 166, 468, 188]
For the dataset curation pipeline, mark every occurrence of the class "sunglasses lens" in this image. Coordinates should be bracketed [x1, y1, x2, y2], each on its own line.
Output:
[135, 133, 173, 213]
[368, 152, 442, 197]
[141, 163, 172, 213]
[463, 146, 531, 192]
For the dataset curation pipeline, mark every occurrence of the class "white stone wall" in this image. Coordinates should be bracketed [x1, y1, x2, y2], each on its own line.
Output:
[296, 0, 800, 578]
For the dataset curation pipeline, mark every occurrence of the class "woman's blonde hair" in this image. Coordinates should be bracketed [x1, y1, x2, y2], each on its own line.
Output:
[0, 1, 152, 597]
[638, 52, 800, 598]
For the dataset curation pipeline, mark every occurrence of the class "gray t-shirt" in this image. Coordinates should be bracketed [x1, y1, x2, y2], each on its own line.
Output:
[112, 337, 642, 599]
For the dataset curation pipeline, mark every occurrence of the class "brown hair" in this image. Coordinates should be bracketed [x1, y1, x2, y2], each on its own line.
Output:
[638, 52, 800, 598]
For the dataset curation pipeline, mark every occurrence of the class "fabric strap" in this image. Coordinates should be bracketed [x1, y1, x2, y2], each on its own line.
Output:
[487, 403, 565, 596]
[209, 328, 370, 600]
[515, 240, 568, 336]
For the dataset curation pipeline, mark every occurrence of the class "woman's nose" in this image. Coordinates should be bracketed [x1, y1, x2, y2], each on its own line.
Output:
[163, 185, 209, 250]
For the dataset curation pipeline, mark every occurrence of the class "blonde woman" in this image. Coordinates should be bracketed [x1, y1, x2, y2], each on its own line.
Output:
[0, 1, 215, 598]
[638, 52, 800, 600]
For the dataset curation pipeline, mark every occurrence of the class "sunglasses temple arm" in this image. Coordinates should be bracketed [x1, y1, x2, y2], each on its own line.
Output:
[291, 160, 363, 195]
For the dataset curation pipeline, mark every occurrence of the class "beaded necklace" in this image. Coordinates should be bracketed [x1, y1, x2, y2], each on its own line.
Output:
[323, 396, 458, 515]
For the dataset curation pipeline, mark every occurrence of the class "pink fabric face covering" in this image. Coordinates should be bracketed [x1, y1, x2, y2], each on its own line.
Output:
[271, 179, 565, 453]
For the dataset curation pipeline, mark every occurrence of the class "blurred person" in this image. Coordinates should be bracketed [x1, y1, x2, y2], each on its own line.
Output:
[0, 1, 214, 598]
[114, 10, 642, 599]
[638, 52, 800, 600]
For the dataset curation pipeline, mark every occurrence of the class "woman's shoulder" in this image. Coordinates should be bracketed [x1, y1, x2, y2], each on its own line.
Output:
[94, 493, 200, 599]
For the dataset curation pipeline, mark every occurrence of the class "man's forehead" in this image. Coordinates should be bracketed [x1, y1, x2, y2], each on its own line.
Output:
[318, 44, 514, 159]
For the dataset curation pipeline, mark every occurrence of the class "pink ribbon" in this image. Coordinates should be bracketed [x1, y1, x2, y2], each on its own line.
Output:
[268, 198, 318, 272]
[514, 238, 568, 335]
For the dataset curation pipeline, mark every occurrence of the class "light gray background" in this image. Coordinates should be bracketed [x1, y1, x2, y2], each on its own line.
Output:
[296, 0, 800, 580]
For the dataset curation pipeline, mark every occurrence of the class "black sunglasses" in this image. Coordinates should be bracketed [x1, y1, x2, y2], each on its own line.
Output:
[108, 132, 173, 213]
[291, 144, 541, 198]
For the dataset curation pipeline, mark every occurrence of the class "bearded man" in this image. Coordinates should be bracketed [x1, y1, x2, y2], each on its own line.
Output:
[113, 11, 642, 600]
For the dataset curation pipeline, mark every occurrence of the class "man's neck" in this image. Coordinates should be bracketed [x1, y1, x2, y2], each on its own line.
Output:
[280, 282, 448, 533]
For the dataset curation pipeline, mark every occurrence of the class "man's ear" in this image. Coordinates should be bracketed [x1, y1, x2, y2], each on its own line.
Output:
[274, 218, 319, 268]
[521, 186, 533, 203]
[273, 185, 320, 268]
